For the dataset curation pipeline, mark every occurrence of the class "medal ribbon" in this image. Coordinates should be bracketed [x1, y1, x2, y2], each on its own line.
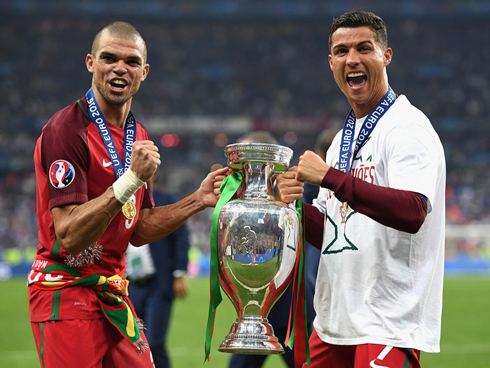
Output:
[205, 169, 242, 362]
[84, 88, 137, 178]
[338, 86, 396, 173]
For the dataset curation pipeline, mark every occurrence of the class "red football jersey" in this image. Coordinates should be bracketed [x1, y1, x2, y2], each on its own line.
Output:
[30, 97, 155, 321]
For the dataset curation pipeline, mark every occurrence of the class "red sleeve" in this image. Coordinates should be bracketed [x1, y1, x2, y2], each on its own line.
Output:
[321, 168, 427, 234]
[303, 203, 325, 250]
[141, 177, 155, 209]
[41, 101, 91, 209]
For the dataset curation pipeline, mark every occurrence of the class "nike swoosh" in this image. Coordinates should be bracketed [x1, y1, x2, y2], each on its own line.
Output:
[102, 159, 112, 167]
[370, 360, 390, 368]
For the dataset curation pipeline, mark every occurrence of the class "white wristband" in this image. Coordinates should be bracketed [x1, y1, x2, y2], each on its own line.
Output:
[113, 169, 145, 204]
[172, 270, 188, 278]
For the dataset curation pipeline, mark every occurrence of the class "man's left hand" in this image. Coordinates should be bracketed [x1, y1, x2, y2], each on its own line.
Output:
[198, 167, 229, 208]
[173, 277, 188, 299]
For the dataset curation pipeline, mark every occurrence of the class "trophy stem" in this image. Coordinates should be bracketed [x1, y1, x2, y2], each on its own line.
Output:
[242, 162, 274, 200]
[218, 316, 284, 355]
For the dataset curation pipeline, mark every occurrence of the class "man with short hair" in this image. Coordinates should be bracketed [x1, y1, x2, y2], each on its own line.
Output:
[28, 21, 226, 368]
[276, 11, 446, 368]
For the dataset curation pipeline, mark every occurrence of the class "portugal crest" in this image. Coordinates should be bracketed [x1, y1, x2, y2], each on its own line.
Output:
[49, 159, 75, 188]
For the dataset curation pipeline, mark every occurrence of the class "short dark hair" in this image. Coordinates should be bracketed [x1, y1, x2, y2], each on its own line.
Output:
[329, 11, 388, 51]
[91, 21, 147, 63]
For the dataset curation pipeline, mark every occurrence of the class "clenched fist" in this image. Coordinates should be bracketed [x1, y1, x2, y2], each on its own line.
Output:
[129, 140, 161, 182]
[296, 150, 330, 185]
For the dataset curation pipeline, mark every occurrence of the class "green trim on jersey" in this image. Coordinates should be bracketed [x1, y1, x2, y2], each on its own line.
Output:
[52, 238, 61, 259]
[322, 215, 338, 254]
[50, 290, 61, 321]
[343, 211, 359, 251]
[77, 99, 91, 121]
[40, 322, 46, 368]
[322, 212, 359, 254]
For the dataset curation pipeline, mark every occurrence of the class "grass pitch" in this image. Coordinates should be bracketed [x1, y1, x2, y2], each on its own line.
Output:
[1, 276, 489, 367]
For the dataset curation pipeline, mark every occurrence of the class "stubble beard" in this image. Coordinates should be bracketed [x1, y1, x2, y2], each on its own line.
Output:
[95, 82, 134, 107]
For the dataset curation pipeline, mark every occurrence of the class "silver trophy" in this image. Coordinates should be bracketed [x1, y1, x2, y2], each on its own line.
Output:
[217, 143, 300, 354]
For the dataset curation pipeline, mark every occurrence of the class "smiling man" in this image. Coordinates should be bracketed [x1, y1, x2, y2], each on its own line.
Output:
[275, 11, 446, 368]
[28, 21, 227, 368]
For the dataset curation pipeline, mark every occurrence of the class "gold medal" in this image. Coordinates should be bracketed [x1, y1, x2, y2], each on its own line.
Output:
[343, 202, 349, 212]
[121, 201, 136, 220]
[340, 202, 349, 224]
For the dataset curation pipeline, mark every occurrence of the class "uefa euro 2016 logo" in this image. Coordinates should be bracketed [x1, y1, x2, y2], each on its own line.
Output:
[49, 159, 76, 188]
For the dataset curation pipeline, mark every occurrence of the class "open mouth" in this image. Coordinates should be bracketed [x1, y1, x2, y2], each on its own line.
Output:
[110, 79, 127, 91]
[347, 72, 367, 89]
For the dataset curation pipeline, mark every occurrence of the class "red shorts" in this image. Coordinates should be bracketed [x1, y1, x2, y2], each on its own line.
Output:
[31, 318, 155, 368]
[303, 329, 421, 368]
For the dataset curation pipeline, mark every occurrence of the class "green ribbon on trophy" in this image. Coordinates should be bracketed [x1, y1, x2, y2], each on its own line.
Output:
[205, 169, 242, 362]
[285, 198, 311, 367]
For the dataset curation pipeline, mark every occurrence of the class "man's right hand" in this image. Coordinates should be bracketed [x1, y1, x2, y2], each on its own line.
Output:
[296, 150, 330, 185]
[129, 140, 161, 182]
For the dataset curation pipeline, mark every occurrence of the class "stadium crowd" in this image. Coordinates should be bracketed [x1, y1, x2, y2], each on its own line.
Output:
[0, 11, 489, 263]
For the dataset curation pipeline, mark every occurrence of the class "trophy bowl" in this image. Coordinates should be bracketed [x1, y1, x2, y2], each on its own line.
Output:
[217, 143, 299, 354]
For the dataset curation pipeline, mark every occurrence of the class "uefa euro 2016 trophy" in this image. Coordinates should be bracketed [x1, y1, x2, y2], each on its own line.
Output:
[217, 143, 300, 354]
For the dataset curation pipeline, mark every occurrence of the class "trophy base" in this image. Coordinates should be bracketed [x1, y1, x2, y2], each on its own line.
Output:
[218, 316, 284, 355]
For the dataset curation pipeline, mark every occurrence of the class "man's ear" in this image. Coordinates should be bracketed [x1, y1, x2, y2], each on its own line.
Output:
[141, 64, 150, 82]
[86, 54, 94, 73]
[384, 47, 393, 67]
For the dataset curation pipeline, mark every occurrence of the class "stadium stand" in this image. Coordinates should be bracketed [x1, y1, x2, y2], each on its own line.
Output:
[0, 1, 489, 275]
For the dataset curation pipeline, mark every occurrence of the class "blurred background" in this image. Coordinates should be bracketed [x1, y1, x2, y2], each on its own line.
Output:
[0, 0, 489, 367]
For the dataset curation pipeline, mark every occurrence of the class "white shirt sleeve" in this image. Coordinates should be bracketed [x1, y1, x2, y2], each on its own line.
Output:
[383, 114, 445, 213]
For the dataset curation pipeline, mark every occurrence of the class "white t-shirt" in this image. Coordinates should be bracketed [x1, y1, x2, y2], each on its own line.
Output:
[126, 243, 156, 281]
[312, 95, 446, 353]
